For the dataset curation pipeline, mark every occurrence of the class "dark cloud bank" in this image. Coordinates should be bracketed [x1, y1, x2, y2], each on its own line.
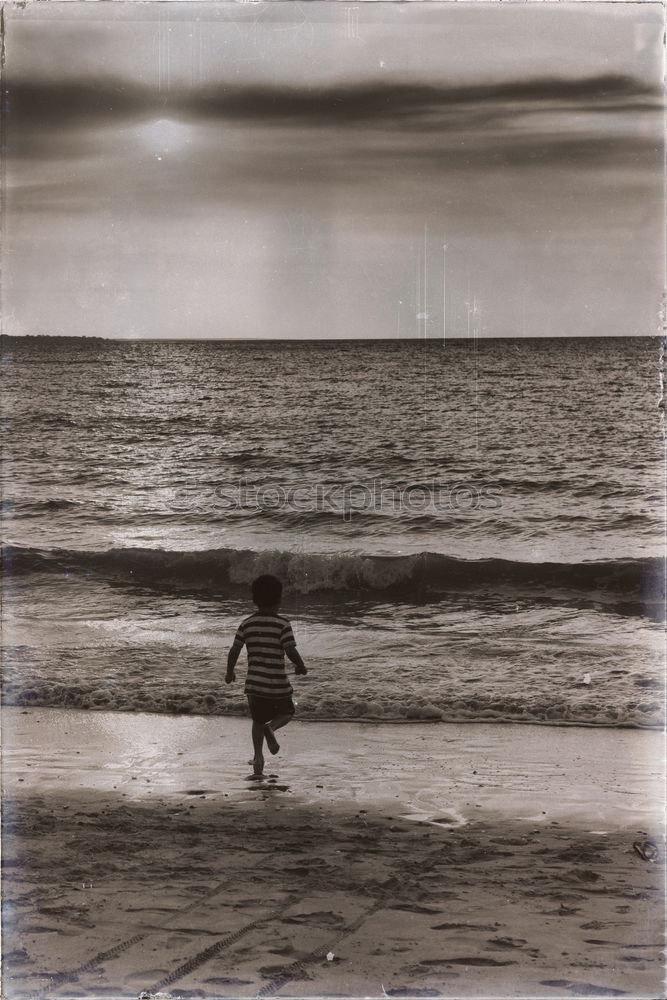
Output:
[7, 73, 661, 179]
[8, 73, 659, 130]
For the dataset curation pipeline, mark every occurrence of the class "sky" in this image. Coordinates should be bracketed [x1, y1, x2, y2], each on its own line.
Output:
[3, 1, 664, 339]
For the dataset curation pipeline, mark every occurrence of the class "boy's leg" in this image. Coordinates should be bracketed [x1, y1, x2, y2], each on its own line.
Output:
[269, 698, 296, 733]
[263, 709, 294, 755]
[268, 712, 293, 733]
[251, 721, 265, 774]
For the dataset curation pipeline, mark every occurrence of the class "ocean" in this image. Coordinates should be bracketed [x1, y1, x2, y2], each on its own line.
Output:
[1, 335, 664, 729]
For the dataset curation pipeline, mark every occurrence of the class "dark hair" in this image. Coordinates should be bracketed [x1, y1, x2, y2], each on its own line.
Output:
[251, 574, 283, 607]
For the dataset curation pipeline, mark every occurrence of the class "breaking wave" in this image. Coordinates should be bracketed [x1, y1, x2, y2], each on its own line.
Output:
[2, 543, 663, 615]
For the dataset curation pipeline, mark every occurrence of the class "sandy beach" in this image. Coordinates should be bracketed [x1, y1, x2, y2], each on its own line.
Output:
[1, 708, 665, 999]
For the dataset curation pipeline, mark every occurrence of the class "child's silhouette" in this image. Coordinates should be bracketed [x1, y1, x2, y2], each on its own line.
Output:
[226, 574, 307, 777]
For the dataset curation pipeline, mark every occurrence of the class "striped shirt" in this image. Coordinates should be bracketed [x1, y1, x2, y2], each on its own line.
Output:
[232, 613, 296, 698]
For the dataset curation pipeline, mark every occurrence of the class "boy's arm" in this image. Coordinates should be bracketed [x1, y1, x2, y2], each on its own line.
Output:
[285, 645, 307, 675]
[225, 646, 240, 683]
[226, 623, 246, 683]
[281, 621, 306, 675]
[225, 642, 243, 683]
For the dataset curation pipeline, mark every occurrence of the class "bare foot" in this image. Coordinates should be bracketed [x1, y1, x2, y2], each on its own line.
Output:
[249, 755, 265, 775]
[263, 724, 280, 755]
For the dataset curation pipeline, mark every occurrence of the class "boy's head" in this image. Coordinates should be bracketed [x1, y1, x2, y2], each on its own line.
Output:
[251, 574, 282, 609]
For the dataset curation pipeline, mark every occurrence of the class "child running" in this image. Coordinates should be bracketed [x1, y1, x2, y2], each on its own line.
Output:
[225, 574, 307, 777]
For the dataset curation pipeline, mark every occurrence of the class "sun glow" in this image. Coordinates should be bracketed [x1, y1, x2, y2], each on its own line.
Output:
[139, 117, 193, 158]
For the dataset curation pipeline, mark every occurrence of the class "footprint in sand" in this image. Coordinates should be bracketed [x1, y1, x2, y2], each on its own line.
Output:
[539, 980, 627, 997]
[390, 904, 444, 915]
[3, 949, 29, 966]
[269, 945, 296, 956]
[431, 922, 498, 932]
[259, 962, 312, 980]
[283, 911, 345, 927]
[485, 937, 527, 949]
[583, 938, 622, 946]
[20, 924, 75, 936]
[203, 977, 253, 986]
[385, 990, 443, 997]
[422, 957, 517, 967]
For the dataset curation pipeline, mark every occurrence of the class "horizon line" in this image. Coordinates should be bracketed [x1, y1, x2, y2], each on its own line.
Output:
[1, 333, 662, 343]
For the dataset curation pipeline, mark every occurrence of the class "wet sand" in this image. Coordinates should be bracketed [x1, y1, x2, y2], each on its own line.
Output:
[2, 708, 665, 999]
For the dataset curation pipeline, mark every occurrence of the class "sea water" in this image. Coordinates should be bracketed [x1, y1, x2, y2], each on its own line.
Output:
[1, 336, 664, 727]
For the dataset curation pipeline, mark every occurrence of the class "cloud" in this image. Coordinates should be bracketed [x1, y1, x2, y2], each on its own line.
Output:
[8, 71, 661, 188]
[6, 78, 150, 128]
[415, 133, 662, 173]
[7, 72, 659, 134]
[5, 77, 150, 160]
[181, 74, 659, 127]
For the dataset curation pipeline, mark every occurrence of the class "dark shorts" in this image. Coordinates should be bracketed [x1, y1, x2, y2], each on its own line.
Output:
[247, 694, 295, 725]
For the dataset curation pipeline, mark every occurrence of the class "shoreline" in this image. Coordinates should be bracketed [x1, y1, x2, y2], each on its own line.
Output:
[3, 700, 664, 732]
[2, 708, 665, 999]
[3, 702, 665, 731]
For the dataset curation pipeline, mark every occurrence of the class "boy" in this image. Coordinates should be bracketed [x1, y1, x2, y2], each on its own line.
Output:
[225, 574, 307, 777]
